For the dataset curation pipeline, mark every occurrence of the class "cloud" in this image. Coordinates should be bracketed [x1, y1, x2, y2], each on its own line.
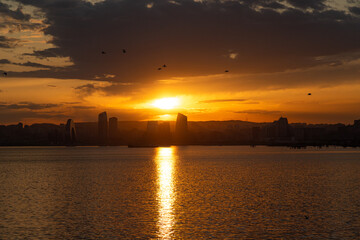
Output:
[0, 102, 59, 110]
[74, 83, 98, 96]
[70, 105, 96, 109]
[0, 2, 43, 33]
[0, 2, 31, 21]
[200, 98, 247, 103]
[235, 109, 282, 115]
[23, 47, 64, 59]
[0, 36, 21, 48]
[349, 7, 360, 15]
[286, 0, 326, 10]
[15, 61, 53, 68]
[10, 0, 360, 87]
[0, 59, 55, 70]
[0, 59, 11, 64]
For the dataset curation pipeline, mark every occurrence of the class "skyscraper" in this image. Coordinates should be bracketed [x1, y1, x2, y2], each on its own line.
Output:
[274, 117, 290, 138]
[146, 121, 158, 144]
[65, 119, 77, 145]
[98, 112, 108, 145]
[158, 121, 171, 146]
[175, 113, 188, 145]
[109, 117, 118, 144]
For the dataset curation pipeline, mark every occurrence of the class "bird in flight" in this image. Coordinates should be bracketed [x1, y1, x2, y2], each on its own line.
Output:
[225, 70, 229, 73]
[122, 49, 126, 54]
[158, 67, 162, 70]
[3, 72, 7, 76]
[163, 64, 167, 68]
[308, 93, 312, 96]
[101, 51, 106, 54]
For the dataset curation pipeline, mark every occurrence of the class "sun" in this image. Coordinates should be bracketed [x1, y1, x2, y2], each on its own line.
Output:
[152, 97, 180, 110]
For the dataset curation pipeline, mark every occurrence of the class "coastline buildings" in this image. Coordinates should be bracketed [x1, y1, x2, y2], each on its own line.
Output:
[145, 121, 159, 144]
[175, 113, 188, 145]
[109, 117, 118, 144]
[98, 112, 108, 145]
[158, 122, 171, 145]
[3, 112, 360, 147]
[65, 119, 77, 145]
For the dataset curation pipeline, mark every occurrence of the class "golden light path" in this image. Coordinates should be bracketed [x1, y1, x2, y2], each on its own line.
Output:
[155, 147, 176, 239]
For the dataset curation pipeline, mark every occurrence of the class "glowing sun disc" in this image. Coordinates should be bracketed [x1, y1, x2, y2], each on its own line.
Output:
[152, 97, 179, 110]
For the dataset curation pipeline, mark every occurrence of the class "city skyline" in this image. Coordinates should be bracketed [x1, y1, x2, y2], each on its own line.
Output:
[1, 0, 360, 124]
[2, 111, 360, 147]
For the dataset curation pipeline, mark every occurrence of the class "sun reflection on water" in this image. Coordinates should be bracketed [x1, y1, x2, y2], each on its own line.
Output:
[155, 147, 176, 239]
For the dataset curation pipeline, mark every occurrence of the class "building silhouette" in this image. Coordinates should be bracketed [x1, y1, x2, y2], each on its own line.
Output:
[158, 122, 171, 146]
[109, 117, 118, 144]
[146, 121, 158, 144]
[175, 113, 188, 145]
[5, 113, 360, 147]
[98, 112, 108, 145]
[65, 119, 77, 145]
[274, 117, 290, 139]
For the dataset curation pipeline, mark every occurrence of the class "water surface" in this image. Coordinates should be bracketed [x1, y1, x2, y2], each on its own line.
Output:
[0, 146, 359, 239]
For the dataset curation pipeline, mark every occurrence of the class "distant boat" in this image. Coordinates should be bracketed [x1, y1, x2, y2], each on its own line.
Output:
[159, 145, 171, 147]
[128, 144, 159, 148]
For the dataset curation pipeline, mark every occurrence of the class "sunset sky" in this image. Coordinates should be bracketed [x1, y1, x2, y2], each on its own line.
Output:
[1, 0, 360, 124]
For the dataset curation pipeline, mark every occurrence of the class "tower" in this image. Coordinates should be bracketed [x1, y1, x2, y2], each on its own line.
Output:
[98, 112, 108, 145]
[109, 117, 118, 144]
[175, 113, 188, 145]
[146, 121, 158, 144]
[65, 119, 77, 145]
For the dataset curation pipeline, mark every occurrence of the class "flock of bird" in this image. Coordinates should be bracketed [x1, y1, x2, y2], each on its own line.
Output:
[99, 49, 312, 95]
[101, 48, 230, 73]
[0, 49, 312, 96]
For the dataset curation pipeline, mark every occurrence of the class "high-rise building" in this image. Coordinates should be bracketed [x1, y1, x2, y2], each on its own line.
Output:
[65, 119, 77, 145]
[146, 121, 158, 144]
[109, 117, 118, 141]
[175, 113, 188, 145]
[274, 117, 290, 138]
[98, 112, 108, 145]
[158, 121, 171, 145]
[354, 120, 360, 128]
[109, 117, 118, 144]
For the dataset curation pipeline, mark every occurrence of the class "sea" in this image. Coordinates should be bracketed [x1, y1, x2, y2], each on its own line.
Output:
[0, 146, 359, 239]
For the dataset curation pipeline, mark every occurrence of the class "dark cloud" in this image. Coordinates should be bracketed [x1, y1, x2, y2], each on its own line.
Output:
[200, 99, 247, 103]
[61, 101, 81, 104]
[0, 2, 30, 21]
[0, 102, 59, 110]
[262, 2, 286, 9]
[9, 0, 360, 88]
[0, 36, 20, 48]
[286, 0, 326, 10]
[0, 59, 54, 69]
[74, 82, 137, 97]
[23, 47, 64, 58]
[70, 105, 96, 109]
[15, 61, 53, 68]
[0, 59, 11, 64]
[0, 2, 43, 32]
[74, 83, 98, 95]
[349, 7, 360, 15]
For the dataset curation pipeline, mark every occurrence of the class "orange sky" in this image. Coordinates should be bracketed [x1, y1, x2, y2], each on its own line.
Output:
[1, 0, 360, 124]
